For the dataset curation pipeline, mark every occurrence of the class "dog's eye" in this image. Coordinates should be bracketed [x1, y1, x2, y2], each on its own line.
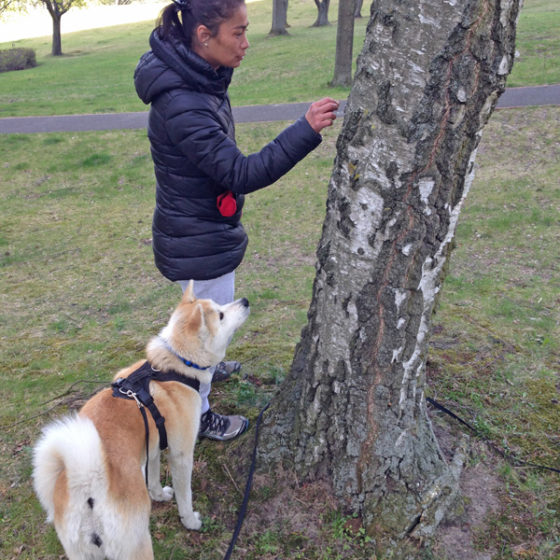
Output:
[219, 312, 224, 320]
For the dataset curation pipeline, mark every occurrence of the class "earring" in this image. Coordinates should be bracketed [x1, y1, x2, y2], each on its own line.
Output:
[203, 42, 209, 48]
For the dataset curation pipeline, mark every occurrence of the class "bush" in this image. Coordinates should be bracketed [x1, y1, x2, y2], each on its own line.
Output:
[0, 48, 37, 73]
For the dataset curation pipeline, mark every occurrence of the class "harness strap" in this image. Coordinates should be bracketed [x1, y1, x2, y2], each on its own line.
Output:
[111, 361, 201, 451]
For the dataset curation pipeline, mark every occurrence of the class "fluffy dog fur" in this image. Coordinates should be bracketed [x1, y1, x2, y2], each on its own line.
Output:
[32, 281, 250, 560]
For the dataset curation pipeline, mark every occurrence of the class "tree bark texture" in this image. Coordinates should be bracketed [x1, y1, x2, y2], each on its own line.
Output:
[260, 0, 521, 546]
[312, 0, 330, 27]
[331, 0, 356, 87]
[270, 0, 289, 36]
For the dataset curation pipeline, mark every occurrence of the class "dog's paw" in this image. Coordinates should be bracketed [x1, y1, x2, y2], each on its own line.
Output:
[161, 486, 174, 501]
[150, 486, 174, 502]
[181, 511, 202, 531]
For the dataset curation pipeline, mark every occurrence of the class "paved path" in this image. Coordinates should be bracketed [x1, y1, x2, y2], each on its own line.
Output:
[0, 84, 558, 135]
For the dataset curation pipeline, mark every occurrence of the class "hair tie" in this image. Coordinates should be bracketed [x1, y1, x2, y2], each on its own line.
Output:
[172, 0, 191, 10]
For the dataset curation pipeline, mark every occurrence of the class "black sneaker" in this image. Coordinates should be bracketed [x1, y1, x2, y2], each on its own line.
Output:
[199, 409, 249, 441]
[212, 361, 241, 383]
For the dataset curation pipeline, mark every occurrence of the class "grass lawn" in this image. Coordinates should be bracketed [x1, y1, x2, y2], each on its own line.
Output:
[508, 0, 560, 87]
[0, 0, 559, 117]
[1, 107, 559, 558]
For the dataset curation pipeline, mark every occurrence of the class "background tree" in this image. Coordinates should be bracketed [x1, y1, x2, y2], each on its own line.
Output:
[0, 0, 19, 16]
[269, 0, 288, 36]
[354, 0, 363, 18]
[330, 0, 355, 86]
[259, 0, 521, 555]
[312, 0, 330, 27]
[38, 0, 85, 56]
[0, 0, 12, 14]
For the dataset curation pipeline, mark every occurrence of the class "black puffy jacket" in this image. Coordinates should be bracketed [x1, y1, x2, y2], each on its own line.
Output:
[134, 30, 323, 282]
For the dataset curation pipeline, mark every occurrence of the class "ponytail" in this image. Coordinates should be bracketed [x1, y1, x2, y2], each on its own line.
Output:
[156, 0, 245, 48]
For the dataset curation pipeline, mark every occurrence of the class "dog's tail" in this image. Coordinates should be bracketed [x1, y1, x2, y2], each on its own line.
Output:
[33, 414, 105, 522]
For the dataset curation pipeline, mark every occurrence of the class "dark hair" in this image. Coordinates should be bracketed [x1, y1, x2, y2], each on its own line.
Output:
[157, 0, 245, 47]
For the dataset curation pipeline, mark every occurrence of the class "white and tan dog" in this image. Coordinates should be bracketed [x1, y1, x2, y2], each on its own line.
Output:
[32, 281, 249, 560]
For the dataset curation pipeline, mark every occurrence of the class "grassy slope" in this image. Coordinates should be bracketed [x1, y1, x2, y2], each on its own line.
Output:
[0, 0, 558, 117]
[0, 0, 367, 117]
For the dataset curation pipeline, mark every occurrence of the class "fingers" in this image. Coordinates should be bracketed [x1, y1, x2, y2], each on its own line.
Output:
[305, 97, 340, 133]
[312, 97, 338, 109]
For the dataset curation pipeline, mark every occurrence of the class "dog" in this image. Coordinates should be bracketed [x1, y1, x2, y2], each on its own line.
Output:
[32, 280, 250, 560]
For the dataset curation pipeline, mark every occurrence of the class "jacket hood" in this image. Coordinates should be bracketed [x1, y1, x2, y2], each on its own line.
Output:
[134, 30, 234, 105]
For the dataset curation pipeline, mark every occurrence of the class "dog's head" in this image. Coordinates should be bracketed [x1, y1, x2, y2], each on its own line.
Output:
[152, 280, 250, 372]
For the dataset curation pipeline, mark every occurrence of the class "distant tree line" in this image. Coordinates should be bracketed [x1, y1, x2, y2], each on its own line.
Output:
[2, 0, 364, 85]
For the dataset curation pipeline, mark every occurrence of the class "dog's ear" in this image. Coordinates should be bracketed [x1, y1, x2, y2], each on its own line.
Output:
[187, 302, 207, 335]
[182, 280, 196, 303]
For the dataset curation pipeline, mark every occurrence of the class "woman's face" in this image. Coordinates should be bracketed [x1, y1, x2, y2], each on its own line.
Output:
[201, 4, 250, 69]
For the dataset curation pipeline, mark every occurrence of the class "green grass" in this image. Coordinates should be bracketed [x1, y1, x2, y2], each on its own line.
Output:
[1, 107, 559, 558]
[425, 107, 560, 557]
[0, 0, 558, 117]
[0, 0, 367, 117]
[507, 0, 560, 87]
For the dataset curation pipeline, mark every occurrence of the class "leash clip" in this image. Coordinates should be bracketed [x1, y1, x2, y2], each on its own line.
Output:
[119, 387, 143, 408]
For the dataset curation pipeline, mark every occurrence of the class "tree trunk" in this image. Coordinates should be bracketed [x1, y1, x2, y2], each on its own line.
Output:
[354, 0, 363, 18]
[50, 11, 63, 56]
[259, 0, 520, 553]
[269, 0, 289, 36]
[312, 0, 330, 27]
[331, 0, 355, 87]
[41, 0, 75, 56]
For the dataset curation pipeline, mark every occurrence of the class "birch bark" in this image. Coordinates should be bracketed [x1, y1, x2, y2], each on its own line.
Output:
[259, 0, 521, 548]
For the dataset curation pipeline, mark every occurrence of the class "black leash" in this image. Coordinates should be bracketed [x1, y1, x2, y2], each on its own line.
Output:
[139, 405, 151, 486]
[223, 402, 270, 560]
[427, 397, 560, 474]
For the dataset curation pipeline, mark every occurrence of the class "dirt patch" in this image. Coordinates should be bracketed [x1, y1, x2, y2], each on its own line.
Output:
[242, 467, 338, 544]
[431, 419, 502, 560]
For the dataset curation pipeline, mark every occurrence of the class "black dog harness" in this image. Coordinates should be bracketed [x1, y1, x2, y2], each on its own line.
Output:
[111, 361, 200, 484]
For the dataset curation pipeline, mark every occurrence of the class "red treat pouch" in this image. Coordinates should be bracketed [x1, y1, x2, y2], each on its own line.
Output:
[217, 190, 237, 217]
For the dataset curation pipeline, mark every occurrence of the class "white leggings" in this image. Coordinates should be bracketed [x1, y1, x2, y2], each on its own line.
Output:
[178, 271, 235, 414]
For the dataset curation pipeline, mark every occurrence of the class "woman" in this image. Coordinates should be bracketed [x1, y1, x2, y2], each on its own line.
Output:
[134, 0, 338, 441]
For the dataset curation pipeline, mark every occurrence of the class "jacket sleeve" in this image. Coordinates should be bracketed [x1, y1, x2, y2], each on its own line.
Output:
[165, 105, 322, 195]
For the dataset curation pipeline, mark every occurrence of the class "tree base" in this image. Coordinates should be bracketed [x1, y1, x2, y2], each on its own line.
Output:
[329, 77, 352, 87]
[259, 402, 469, 555]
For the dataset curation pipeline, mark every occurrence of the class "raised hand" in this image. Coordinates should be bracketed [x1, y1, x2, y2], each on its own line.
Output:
[305, 97, 340, 133]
